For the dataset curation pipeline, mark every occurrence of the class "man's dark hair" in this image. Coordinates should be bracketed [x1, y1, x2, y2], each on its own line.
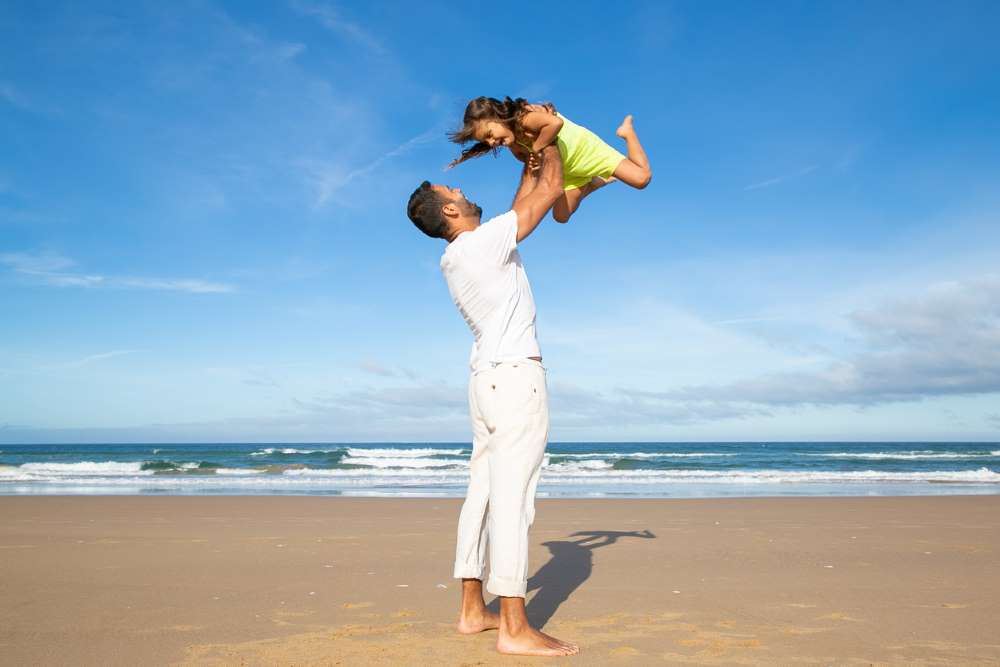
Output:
[407, 181, 449, 239]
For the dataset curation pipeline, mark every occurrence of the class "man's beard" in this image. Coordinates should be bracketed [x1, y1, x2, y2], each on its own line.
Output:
[463, 199, 482, 218]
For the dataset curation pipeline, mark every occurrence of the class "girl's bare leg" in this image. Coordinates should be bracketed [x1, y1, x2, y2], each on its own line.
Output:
[552, 187, 586, 224]
[552, 177, 615, 223]
[613, 115, 652, 189]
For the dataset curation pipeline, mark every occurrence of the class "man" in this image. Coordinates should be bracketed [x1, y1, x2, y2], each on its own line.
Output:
[406, 144, 578, 657]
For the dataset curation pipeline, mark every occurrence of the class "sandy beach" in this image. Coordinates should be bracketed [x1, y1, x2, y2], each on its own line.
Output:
[1, 495, 998, 666]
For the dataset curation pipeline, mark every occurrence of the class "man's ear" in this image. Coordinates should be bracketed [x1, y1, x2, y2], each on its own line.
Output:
[441, 202, 460, 218]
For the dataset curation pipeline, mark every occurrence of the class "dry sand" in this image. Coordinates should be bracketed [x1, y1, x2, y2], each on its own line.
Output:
[1, 495, 998, 666]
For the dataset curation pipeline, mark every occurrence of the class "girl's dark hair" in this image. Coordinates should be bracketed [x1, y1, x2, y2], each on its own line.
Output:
[447, 96, 556, 169]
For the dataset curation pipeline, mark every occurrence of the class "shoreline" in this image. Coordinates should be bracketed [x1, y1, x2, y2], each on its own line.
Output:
[3, 485, 1000, 499]
[2, 495, 999, 665]
[4, 442, 998, 499]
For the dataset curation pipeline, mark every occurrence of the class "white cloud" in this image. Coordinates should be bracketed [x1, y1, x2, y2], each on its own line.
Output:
[111, 277, 233, 293]
[0, 82, 51, 114]
[668, 276, 1000, 407]
[543, 297, 820, 389]
[0, 251, 235, 293]
[744, 164, 819, 191]
[289, 0, 385, 55]
[40, 350, 134, 371]
[548, 382, 772, 431]
[0, 251, 75, 273]
[359, 359, 398, 378]
[301, 128, 438, 208]
[713, 315, 789, 326]
[357, 359, 419, 380]
[250, 40, 306, 64]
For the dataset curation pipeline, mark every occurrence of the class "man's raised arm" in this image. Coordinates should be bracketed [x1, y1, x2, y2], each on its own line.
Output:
[512, 144, 563, 243]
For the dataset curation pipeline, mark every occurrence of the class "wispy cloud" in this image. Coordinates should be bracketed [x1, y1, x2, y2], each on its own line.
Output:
[229, 256, 333, 282]
[359, 359, 398, 378]
[247, 40, 306, 64]
[295, 382, 466, 419]
[214, 9, 307, 65]
[0, 82, 52, 114]
[94, 3, 378, 219]
[548, 382, 772, 431]
[0, 252, 74, 273]
[713, 315, 787, 326]
[242, 369, 281, 388]
[359, 359, 418, 380]
[115, 277, 234, 292]
[289, 0, 385, 55]
[0, 375, 769, 444]
[203, 365, 288, 389]
[0, 252, 235, 293]
[833, 143, 863, 171]
[302, 128, 438, 208]
[40, 350, 134, 371]
[667, 276, 1000, 407]
[744, 164, 819, 191]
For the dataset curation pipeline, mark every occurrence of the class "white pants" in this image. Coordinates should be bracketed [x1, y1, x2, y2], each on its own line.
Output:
[453, 359, 549, 598]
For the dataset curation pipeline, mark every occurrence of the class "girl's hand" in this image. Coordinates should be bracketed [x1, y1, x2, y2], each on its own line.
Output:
[526, 151, 541, 173]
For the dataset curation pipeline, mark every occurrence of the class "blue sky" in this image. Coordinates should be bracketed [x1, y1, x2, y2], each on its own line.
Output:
[2, 1, 999, 443]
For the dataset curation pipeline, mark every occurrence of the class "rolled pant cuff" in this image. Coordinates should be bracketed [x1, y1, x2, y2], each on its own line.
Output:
[486, 574, 527, 598]
[453, 564, 484, 580]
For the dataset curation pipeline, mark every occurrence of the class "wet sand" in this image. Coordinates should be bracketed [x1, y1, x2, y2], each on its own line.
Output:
[1, 495, 998, 665]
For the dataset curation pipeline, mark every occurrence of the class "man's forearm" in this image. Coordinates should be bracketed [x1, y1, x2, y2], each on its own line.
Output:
[537, 144, 563, 196]
[511, 145, 561, 210]
[511, 161, 538, 207]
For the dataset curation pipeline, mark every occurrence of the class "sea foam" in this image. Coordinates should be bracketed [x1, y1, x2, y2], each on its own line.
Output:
[345, 447, 467, 458]
[18, 461, 153, 476]
[810, 451, 999, 460]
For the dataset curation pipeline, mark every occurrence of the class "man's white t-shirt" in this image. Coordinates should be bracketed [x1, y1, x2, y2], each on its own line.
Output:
[440, 210, 541, 373]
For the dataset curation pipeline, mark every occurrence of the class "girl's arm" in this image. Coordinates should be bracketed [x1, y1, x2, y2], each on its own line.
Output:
[520, 111, 564, 153]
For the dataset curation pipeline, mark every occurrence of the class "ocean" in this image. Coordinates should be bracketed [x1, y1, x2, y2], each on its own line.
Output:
[1, 442, 999, 498]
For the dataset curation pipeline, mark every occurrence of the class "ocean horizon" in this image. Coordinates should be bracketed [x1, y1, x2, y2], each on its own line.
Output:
[2, 441, 998, 498]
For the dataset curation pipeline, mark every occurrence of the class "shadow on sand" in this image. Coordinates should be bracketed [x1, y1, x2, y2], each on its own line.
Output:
[487, 529, 656, 628]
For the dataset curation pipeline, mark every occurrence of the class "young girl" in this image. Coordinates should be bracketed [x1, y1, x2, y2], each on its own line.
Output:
[448, 96, 651, 223]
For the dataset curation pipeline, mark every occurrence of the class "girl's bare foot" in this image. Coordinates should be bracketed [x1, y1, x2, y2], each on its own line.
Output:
[456, 609, 500, 634]
[616, 114, 635, 139]
[497, 625, 579, 656]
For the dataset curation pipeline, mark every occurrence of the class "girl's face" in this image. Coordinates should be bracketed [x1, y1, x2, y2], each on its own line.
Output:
[474, 120, 515, 148]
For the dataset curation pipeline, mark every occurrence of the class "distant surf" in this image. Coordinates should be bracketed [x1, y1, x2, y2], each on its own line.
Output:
[1, 442, 998, 498]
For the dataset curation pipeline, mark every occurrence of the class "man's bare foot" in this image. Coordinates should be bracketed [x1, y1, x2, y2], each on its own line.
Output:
[456, 609, 500, 634]
[616, 114, 635, 139]
[497, 625, 580, 656]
